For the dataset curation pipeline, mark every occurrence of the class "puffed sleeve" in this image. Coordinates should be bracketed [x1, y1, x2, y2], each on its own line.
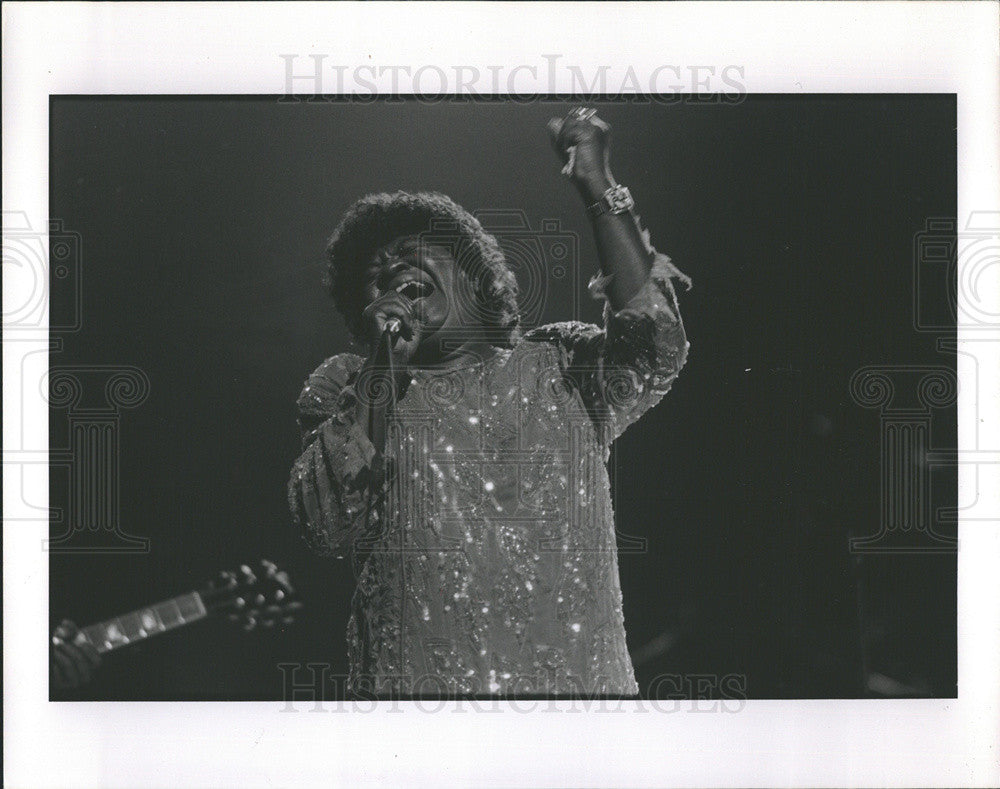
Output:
[525, 223, 691, 442]
[287, 353, 378, 557]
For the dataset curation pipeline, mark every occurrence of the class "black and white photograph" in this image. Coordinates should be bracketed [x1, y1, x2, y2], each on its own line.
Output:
[44, 95, 958, 703]
[4, 3, 999, 787]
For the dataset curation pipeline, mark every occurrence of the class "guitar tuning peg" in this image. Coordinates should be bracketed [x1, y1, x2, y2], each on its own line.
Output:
[242, 616, 257, 631]
[213, 570, 236, 589]
[260, 559, 277, 575]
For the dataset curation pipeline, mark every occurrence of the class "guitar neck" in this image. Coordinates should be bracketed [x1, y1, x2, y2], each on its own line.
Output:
[80, 591, 208, 654]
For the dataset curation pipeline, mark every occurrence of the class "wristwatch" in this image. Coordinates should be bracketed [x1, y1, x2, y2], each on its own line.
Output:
[587, 184, 635, 219]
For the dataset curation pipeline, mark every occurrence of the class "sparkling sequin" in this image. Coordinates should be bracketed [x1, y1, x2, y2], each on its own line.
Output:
[288, 254, 689, 696]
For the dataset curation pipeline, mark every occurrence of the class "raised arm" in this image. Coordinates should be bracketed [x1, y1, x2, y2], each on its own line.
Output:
[548, 108, 659, 309]
[535, 108, 692, 440]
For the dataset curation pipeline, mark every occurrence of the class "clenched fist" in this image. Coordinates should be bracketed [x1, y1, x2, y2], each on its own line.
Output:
[361, 290, 422, 366]
[548, 107, 615, 199]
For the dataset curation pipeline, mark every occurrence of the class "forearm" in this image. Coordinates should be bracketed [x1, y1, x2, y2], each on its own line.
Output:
[290, 352, 390, 555]
[574, 170, 653, 310]
[289, 416, 375, 556]
[555, 111, 690, 417]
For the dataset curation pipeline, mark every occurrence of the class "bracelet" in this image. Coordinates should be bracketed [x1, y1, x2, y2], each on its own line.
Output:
[586, 184, 635, 218]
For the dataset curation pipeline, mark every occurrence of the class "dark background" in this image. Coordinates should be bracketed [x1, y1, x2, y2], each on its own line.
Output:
[49, 96, 956, 700]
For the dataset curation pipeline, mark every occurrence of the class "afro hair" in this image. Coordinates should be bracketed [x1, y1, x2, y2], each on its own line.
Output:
[325, 191, 520, 344]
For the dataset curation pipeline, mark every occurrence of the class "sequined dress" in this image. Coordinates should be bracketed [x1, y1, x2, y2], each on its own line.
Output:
[289, 252, 690, 696]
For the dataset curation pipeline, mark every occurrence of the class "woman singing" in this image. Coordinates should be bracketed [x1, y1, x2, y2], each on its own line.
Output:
[288, 108, 691, 697]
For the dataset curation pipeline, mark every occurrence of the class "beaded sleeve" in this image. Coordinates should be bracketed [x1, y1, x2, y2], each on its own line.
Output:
[525, 231, 691, 442]
[287, 353, 376, 557]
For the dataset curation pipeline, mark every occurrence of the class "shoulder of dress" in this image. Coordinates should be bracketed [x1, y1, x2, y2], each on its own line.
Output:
[296, 352, 365, 414]
[520, 321, 603, 347]
[311, 352, 365, 382]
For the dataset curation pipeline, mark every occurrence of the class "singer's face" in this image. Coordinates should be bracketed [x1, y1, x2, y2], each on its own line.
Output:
[363, 235, 483, 353]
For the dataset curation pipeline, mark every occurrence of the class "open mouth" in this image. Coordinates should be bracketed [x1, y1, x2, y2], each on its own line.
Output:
[394, 280, 434, 300]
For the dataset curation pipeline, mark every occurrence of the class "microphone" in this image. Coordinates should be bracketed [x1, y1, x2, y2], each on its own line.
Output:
[384, 318, 402, 336]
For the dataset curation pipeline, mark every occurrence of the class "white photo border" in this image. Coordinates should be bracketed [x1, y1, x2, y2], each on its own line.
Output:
[4, 2, 999, 787]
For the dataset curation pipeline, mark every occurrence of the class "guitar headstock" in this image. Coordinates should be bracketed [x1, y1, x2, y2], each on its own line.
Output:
[200, 560, 302, 631]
